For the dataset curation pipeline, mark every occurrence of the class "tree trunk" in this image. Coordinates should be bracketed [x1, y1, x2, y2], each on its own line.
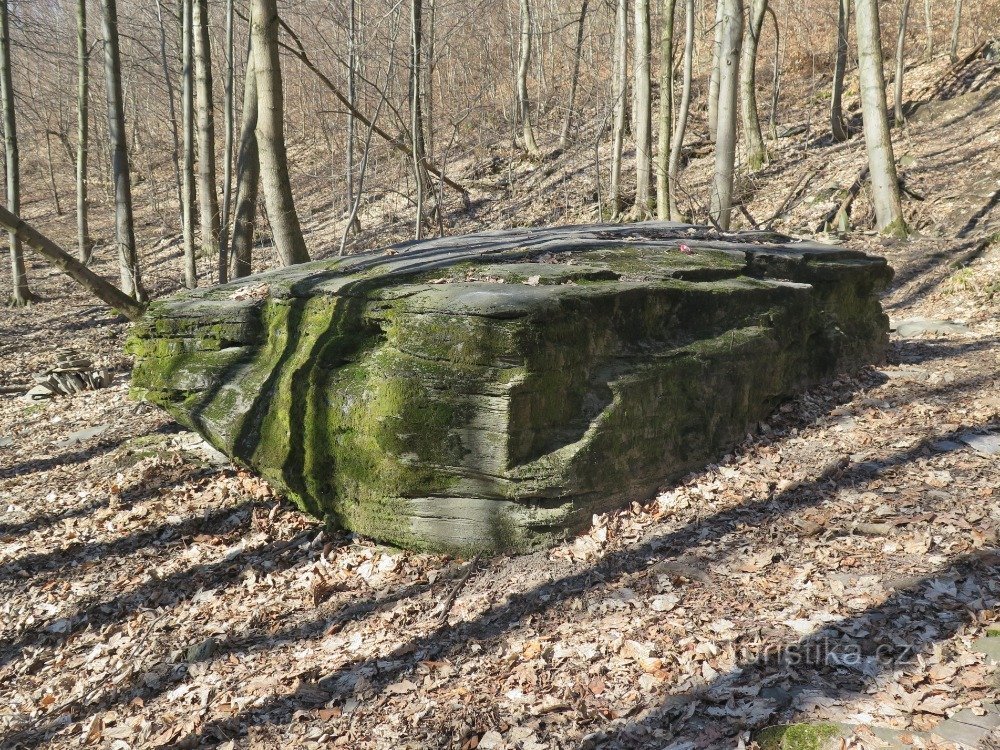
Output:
[410, 0, 430, 239]
[609, 0, 628, 215]
[894, 0, 912, 126]
[230, 46, 259, 279]
[345, 0, 358, 231]
[153, 0, 182, 232]
[766, 6, 780, 140]
[707, 0, 724, 142]
[631, 0, 652, 216]
[251, 0, 309, 265]
[949, 0, 961, 62]
[656, 0, 676, 219]
[709, 0, 742, 230]
[44, 130, 62, 216]
[517, 0, 540, 157]
[740, 0, 768, 170]
[854, 0, 906, 235]
[181, 0, 197, 287]
[558, 0, 588, 149]
[100, 0, 144, 300]
[76, 0, 93, 263]
[219, 0, 235, 284]
[0, 0, 29, 304]
[194, 0, 221, 280]
[831, 0, 850, 142]
[667, 0, 693, 221]
[924, 0, 933, 59]
[0, 205, 145, 319]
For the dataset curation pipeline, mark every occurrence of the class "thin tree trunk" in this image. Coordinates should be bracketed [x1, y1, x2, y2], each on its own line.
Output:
[767, 6, 779, 140]
[100, 0, 144, 300]
[0, 0, 27, 304]
[709, 0, 742, 230]
[425, 0, 435, 159]
[230, 44, 258, 279]
[76, 0, 92, 263]
[924, 0, 933, 59]
[44, 130, 62, 215]
[193, 0, 221, 280]
[707, 0, 724, 142]
[251, 0, 309, 265]
[345, 0, 358, 229]
[410, 0, 429, 238]
[559, 0, 588, 149]
[219, 0, 235, 284]
[894, 0, 912, 126]
[831, 0, 850, 142]
[740, 0, 768, 170]
[667, 0, 693, 221]
[631, 0, 652, 216]
[0, 205, 145, 319]
[517, 0, 541, 156]
[181, 0, 197, 287]
[153, 0, 182, 230]
[949, 0, 962, 62]
[656, 0, 676, 219]
[609, 0, 628, 215]
[855, 0, 906, 235]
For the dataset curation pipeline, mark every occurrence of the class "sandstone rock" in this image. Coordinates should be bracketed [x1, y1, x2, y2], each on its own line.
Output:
[128, 223, 892, 553]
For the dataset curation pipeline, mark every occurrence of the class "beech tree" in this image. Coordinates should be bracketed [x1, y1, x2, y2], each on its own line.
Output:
[0, 0, 29, 305]
[230, 43, 259, 279]
[739, 0, 769, 170]
[655, 0, 675, 220]
[517, 0, 540, 157]
[894, 0, 912, 126]
[631, 0, 652, 217]
[831, 0, 850, 142]
[76, 0, 92, 263]
[667, 0, 694, 221]
[251, 0, 309, 265]
[194, 0, 221, 278]
[608, 0, 628, 215]
[855, 0, 906, 235]
[181, 0, 197, 287]
[950, 0, 962, 62]
[100, 0, 144, 300]
[709, 0, 742, 230]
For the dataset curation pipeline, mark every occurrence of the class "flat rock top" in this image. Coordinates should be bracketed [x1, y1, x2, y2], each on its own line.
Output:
[150, 222, 890, 318]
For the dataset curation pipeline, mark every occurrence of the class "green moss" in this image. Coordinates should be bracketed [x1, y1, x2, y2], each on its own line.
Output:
[755, 723, 846, 750]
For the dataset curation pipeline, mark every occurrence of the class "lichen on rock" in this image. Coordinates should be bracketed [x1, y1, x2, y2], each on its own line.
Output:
[128, 222, 892, 553]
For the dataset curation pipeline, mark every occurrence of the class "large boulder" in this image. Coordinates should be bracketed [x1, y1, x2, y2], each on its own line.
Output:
[129, 223, 892, 553]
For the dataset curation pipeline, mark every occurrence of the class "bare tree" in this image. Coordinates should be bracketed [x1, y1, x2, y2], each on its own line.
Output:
[153, 0, 182, 230]
[831, 0, 850, 142]
[230, 44, 258, 279]
[558, 0, 588, 149]
[631, 0, 652, 217]
[0, 0, 29, 304]
[707, 0, 724, 142]
[181, 0, 197, 287]
[949, 0, 962, 62]
[219, 0, 235, 284]
[76, 0, 92, 263]
[517, 0, 541, 157]
[194, 0, 221, 279]
[894, 0, 912, 126]
[667, 0, 694, 221]
[100, 0, 144, 300]
[656, 0, 676, 219]
[410, 0, 431, 238]
[739, 0, 768, 170]
[855, 0, 906, 235]
[924, 0, 933, 59]
[709, 0, 742, 230]
[609, 0, 628, 215]
[251, 0, 310, 265]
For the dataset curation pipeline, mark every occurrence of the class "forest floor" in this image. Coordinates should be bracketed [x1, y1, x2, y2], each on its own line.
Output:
[1, 52, 1000, 749]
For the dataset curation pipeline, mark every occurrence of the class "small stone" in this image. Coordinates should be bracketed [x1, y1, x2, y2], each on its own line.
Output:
[477, 731, 504, 749]
[930, 440, 963, 452]
[892, 317, 971, 338]
[185, 636, 218, 663]
[960, 432, 1000, 455]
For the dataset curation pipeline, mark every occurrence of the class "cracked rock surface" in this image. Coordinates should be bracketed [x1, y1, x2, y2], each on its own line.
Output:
[129, 222, 892, 552]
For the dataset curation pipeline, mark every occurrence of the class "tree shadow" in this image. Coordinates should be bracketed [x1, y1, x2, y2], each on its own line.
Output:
[31, 411, 982, 750]
[883, 238, 988, 312]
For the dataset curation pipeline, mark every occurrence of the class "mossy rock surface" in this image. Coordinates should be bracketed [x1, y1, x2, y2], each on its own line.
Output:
[755, 723, 851, 750]
[128, 222, 892, 553]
